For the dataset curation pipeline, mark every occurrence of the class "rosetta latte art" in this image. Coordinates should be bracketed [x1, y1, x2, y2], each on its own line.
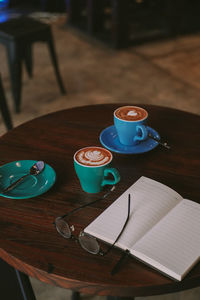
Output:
[75, 147, 112, 166]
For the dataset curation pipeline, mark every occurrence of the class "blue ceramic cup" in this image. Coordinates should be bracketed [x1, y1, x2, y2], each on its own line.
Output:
[114, 106, 148, 146]
[74, 146, 120, 193]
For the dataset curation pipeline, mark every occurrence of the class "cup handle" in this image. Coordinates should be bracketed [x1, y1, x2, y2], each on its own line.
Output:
[101, 168, 120, 187]
[134, 125, 148, 143]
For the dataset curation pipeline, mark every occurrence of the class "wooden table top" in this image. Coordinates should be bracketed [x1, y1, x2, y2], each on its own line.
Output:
[0, 104, 199, 298]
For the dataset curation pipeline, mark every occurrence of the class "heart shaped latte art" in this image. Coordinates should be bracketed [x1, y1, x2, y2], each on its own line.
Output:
[127, 110, 138, 116]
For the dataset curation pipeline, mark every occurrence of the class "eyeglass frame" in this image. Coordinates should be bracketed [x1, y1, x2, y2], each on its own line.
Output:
[54, 188, 131, 258]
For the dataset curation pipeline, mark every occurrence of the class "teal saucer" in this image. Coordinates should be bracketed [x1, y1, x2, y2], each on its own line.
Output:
[0, 160, 56, 199]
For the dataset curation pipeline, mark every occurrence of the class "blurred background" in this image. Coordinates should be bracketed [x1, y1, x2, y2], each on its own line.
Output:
[0, 0, 200, 135]
[0, 0, 200, 299]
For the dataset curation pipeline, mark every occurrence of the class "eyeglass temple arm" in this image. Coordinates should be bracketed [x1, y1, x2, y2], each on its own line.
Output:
[101, 194, 131, 256]
[60, 186, 116, 219]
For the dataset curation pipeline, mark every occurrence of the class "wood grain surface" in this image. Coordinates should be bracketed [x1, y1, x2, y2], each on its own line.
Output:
[0, 104, 199, 297]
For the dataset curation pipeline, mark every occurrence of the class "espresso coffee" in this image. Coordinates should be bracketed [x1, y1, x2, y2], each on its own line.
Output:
[115, 106, 148, 121]
[75, 146, 112, 167]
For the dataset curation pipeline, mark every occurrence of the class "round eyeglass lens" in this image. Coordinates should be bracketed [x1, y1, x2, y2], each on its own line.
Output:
[79, 232, 100, 254]
[55, 217, 71, 238]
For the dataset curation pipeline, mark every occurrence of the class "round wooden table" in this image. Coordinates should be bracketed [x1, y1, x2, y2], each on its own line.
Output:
[0, 104, 199, 299]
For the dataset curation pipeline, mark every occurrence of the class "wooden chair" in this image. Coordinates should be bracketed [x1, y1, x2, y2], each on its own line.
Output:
[0, 16, 66, 113]
[0, 74, 13, 131]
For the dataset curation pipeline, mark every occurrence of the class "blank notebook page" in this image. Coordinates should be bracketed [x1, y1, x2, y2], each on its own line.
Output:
[84, 177, 182, 250]
[132, 199, 200, 279]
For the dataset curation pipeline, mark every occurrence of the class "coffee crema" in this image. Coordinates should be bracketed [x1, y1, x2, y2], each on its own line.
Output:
[75, 146, 112, 167]
[115, 106, 148, 121]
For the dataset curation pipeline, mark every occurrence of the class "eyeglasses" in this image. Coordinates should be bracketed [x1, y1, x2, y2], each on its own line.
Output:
[54, 189, 131, 260]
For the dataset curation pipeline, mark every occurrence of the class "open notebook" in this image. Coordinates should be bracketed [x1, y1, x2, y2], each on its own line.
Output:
[84, 176, 200, 281]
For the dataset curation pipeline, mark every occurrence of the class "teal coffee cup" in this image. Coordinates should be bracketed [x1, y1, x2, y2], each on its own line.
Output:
[74, 146, 120, 193]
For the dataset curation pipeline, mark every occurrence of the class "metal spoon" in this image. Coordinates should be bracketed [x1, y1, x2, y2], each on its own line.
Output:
[148, 134, 171, 150]
[3, 161, 45, 193]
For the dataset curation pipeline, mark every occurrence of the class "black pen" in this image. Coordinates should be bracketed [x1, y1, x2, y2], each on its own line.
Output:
[111, 249, 130, 276]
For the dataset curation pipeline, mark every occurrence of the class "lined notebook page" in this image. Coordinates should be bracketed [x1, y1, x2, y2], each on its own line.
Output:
[132, 199, 200, 280]
[84, 176, 182, 250]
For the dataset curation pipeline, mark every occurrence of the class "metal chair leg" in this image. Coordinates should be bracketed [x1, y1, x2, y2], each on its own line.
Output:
[72, 291, 81, 300]
[6, 41, 22, 113]
[15, 269, 37, 300]
[23, 44, 33, 78]
[0, 258, 36, 300]
[47, 29, 66, 95]
[0, 75, 13, 130]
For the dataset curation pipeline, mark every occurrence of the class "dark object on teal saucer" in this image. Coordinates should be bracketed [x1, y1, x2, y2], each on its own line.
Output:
[100, 125, 160, 154]
[0, 160, 56, 199]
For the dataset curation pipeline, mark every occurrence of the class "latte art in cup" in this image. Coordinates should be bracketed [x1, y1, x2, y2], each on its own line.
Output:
[74, 146, 120, 193]
[115, 106, 148, 121]
[75, 146, 112, 167]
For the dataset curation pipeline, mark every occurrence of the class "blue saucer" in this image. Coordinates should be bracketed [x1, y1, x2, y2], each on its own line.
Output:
[0, 160, 56, 199]
[100, 125, 160, 154]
